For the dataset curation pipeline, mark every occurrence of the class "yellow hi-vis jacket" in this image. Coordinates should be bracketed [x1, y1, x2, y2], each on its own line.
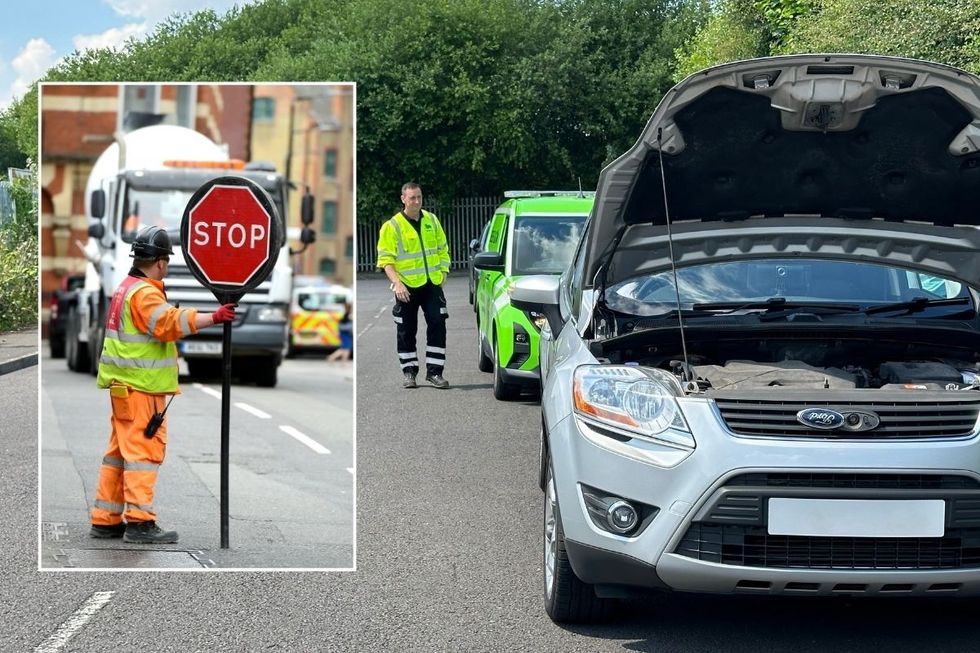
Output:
[97, 274, 199, 393]
[376, 210, 451, 287]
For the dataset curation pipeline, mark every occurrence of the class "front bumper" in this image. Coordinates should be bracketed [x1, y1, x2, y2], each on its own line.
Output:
[551, 397, 980, 597]
[181, 313, 287, 359]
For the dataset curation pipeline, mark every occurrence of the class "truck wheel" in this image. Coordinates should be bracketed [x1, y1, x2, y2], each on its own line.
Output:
[492, 331, 519, 400]
[543, 457, 609, 623]
[66, 307, 90, 372]
[254, 357, 278, 388]
[49, 335, 65, 359]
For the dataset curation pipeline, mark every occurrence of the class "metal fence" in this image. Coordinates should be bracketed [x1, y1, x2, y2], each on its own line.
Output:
[0, 182, 14, 224]
[356, 196, 501, 272]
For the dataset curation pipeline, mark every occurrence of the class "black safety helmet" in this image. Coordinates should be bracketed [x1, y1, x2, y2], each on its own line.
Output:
[130, 225, 174, 260]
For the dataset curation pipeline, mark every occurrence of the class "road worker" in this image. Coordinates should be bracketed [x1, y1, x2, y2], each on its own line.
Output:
[89, 225, 237, 544]
[376, 182, 451, 389]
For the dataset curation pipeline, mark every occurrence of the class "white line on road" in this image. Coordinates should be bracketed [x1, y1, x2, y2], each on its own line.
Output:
[280, 425, 331, 454]
[234, 402, 271, 419]
[347, 467, 354, 475]
[357, 303, 389, 338]
[35, 591, 114, 653]
[193, 383, 222, 399]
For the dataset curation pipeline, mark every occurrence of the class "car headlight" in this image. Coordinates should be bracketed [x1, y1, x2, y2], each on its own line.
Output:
[255, 307, 287, 322]
[524, 310, 547, 330]
[573, 365, 693, 447]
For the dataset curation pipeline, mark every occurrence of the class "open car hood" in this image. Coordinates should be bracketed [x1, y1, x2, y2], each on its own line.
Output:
[586, 54, 980, 289]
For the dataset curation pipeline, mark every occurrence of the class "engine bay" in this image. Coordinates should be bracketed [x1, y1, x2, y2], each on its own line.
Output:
[597, 326, 980, 393]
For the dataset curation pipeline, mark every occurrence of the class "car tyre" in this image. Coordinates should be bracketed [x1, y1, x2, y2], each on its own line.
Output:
[492, 330, 520, 400]
[543, 457, 609, 623]
[66, 307, 90, 372]
[49, 335, 66, 359]
[477, 328, 493, 373]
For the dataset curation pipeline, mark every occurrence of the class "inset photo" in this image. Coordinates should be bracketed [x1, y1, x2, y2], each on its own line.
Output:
[39, 82, 354, 570]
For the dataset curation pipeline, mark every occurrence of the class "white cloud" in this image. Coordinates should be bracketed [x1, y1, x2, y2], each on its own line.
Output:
[105, 0, 243, 23]
[73, 23, 148, 52]
[8, 38, 58, 103]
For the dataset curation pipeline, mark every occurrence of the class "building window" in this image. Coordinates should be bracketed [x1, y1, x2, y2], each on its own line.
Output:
[345, 236, 353, 258]
[252, 97, 275, 122]
[323, 149, 337, 178]
[321, 201, 337, 234]
[319, 258, 336, 277]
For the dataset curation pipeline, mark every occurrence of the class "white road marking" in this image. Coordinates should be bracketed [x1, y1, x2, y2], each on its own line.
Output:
[280, 425, 330, 454]
[358, 303, 389, 338]
[234, 402, 271, 419]
[347, 467, 354, 475]
[35, 591, 114, 653]
[193, 383, 222, 399]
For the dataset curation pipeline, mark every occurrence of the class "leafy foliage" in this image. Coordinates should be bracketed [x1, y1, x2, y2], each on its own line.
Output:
[0, 174, 38, 331]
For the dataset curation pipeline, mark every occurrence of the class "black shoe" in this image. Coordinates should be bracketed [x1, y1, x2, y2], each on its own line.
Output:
[426, 374, 450, 389]
[90, 523, 126, 539]
[403, 372, 417, 389]
[123, 521, 179, 544]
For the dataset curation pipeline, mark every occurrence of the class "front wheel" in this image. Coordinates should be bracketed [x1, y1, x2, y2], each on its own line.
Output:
[543, 458, 609, 623]
[491, 332, 520, 400]
[477, 321, 492, 373]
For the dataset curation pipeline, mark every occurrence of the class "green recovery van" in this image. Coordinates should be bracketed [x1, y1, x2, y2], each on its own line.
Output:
[471, 191, 592, 399]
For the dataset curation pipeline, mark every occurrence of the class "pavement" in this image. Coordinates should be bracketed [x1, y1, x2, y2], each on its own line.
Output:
[0, 327, 38, 375]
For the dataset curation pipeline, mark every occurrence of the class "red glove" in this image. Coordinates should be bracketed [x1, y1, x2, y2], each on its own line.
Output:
[212, 303, 237, 324]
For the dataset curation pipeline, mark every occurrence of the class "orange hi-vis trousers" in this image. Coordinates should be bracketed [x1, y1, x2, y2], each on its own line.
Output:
[91, 385, 168, 525]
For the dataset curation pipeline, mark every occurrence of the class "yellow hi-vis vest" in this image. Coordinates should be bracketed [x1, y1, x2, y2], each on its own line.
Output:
[376, 210, 451, 288]
[97, 275, 179, 393]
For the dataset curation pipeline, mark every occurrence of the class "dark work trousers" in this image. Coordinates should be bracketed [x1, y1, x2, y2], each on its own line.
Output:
[392, 282, 448, 376]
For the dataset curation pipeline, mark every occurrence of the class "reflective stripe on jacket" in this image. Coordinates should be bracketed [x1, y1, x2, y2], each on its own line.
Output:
[376, 210, 451, 288]
[97, 274, 198, 393]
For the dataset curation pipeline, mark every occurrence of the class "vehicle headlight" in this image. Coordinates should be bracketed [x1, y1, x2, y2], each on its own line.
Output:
[573, 365, 693, 447]
[255, 307, 287, 322]
[524, 310, 547, 330]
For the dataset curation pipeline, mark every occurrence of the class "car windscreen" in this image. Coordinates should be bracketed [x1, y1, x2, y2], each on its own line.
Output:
[512, 215, 586, 275]
[605, 259, 974, 317]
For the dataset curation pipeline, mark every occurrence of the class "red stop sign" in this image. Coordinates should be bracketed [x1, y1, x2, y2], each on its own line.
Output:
[186, 184, 272, 286]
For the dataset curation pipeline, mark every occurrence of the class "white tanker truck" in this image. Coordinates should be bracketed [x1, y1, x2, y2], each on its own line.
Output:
[63, 125, 314, 387]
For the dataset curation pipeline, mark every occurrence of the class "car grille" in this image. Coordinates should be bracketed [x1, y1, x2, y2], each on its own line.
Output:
[673, 473, 980, 570]
[714, 398, 980, 439]
[676, 524, 980, 569]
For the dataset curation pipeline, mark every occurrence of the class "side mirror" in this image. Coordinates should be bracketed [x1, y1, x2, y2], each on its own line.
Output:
[90, 189, 106, 218]
[511, 275, 562, 334]
[300, 227, 316, 245]
[469, 238, 481, 254]
[472, 250, 504, 272]
[301, 192, 314, 226]
[88, 222, 105, 239]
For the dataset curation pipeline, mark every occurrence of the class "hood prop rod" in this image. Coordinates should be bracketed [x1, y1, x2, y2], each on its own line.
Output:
[657, 128, 694, 389]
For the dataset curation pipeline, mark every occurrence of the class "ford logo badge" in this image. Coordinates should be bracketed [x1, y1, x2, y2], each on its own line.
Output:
[797, 408, 846, 429]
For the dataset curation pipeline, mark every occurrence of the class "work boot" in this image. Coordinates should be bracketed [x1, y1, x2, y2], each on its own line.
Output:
[425, 373, 450, 389]
[123, 521, 179, 544]
[89, 523, 126, 539]
[402, 372, 417, 389]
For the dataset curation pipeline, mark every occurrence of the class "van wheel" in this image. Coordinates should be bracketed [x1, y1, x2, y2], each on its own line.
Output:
[253, 357, 278, 388]
[543, 457, 609, 623]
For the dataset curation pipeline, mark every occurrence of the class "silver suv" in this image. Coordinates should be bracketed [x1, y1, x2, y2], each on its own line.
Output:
[513, 54, 980, 622]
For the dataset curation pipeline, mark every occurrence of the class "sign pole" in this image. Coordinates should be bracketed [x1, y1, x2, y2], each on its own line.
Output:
[220, 318, 232, 549]
[180, 175, 282, 553]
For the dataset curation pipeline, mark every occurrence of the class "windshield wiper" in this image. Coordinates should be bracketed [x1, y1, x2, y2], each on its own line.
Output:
[861, 296, 972, 316]
[692, 297, 861, 314]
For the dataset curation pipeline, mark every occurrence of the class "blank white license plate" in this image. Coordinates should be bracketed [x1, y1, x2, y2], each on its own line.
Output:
[767, 498, 945, 537]
[183, 342, 222, 355]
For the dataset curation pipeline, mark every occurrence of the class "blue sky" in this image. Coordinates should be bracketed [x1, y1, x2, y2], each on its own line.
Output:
[0, 0, 250, 108]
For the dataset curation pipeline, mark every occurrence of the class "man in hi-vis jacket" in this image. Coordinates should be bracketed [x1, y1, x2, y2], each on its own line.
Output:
[376, 182, 451, 389]
[89, 226, 237, 544]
